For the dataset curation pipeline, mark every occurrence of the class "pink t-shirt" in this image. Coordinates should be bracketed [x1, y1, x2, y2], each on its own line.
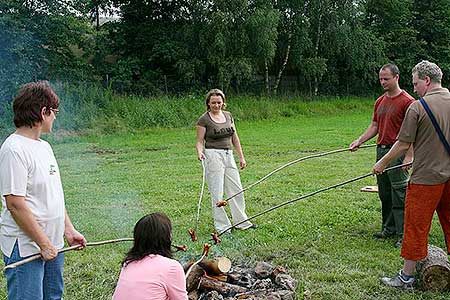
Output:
[113, 255, 188, 300]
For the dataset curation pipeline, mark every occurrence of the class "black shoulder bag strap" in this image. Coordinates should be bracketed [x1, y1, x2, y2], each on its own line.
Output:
[419, 97, 450, 155]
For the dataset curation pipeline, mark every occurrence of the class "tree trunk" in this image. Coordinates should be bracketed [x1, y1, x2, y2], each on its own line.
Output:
[313, 77, 319, 96]
[95, 5, 100, 31]
[416, 245, 450, 291]
[273, 32, 292, 95]
[312, 3, 323, 97]
[264, 60, 270, 95]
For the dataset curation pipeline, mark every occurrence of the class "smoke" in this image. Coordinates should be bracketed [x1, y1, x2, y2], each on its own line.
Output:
[0, 11, 47, 103]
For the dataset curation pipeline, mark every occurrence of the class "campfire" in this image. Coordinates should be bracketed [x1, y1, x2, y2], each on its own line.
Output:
[185, 257, 297, 299]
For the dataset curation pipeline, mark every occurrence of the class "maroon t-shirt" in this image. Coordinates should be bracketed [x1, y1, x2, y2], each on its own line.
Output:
[372, 90, 415, 145]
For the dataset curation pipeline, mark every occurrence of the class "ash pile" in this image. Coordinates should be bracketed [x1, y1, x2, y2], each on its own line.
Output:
[185, 258, 297, 300]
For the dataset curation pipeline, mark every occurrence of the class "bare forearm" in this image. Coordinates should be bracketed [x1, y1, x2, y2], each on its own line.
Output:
[196, 126, 206, 160]
[378, 141, 411, 167]
[350, 122, 378, 150]
[232, 135, 244, 159]
[64, 208, 86, 247]
[196, 142, 204, 155]
[404, 145, 414, 163]
[64, 209, 75, 232]
[357, 123, 378, 144]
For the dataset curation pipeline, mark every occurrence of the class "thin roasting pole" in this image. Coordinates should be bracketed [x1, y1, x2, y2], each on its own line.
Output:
[195, 160, 206, 233]
[216, 162, 411, 237]
[4, 239, 187, 270]
[3, 238, 134, 270]
[222, 144, 377, 204]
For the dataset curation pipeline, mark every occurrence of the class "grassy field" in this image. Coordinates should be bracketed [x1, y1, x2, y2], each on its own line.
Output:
[0, 100, 449, 299]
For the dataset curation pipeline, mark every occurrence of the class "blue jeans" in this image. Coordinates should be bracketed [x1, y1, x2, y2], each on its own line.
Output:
[3, 242, 64, 300]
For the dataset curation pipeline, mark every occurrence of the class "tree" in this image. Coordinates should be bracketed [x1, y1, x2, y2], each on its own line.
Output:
[247, 0, 280, 94]
[318, 0, 385, 95]
[365, 0, 419, 88]
[0, 0, 93, 101]
[272, 0, 309, 94]
[413, 0, 450, 83]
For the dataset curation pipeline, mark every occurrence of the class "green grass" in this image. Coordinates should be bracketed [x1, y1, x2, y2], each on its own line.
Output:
[1, 99, 449, 299]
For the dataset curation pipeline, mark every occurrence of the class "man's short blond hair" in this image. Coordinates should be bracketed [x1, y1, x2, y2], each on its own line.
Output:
[412, 60, 443, 83]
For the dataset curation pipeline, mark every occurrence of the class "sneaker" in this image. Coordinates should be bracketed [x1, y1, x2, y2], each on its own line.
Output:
[247, 224, 258, 230]
[381, 270, 415, 290]
[395, 238, 403, 248]
[373, 231, 395, 239]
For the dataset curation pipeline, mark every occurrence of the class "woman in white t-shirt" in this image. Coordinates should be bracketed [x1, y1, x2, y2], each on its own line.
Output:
[0, 81, 86, 300]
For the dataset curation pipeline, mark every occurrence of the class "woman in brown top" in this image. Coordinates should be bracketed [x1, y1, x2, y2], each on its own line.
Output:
[196, 89, 255, 233]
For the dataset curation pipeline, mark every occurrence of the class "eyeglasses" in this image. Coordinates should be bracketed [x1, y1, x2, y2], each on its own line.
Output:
[50, 108, 59, 116]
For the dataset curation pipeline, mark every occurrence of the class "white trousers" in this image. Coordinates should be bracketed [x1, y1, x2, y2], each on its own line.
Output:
[204, 149, 253, 232]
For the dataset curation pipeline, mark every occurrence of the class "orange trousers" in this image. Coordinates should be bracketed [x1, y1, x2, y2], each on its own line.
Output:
[401, 180, 450, 261]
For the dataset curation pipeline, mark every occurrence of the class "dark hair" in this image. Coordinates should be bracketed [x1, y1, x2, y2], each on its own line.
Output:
[380, 63, 400, 76]
[122, 213, 173, 266]
[13, 81, 59, 128]
[205, 88, 227, 111]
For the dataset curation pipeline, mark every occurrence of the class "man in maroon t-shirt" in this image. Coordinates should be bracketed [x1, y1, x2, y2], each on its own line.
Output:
[349, 63, 414, 247]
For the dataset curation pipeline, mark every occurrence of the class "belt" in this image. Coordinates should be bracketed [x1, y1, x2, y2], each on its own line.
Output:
[377, 144, 392, 149]
[205, 148, 230, 150]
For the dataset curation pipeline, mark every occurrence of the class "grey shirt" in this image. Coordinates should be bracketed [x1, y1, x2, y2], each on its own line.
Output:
[398, 87, 450, 184]
[197, 111, 235, 149]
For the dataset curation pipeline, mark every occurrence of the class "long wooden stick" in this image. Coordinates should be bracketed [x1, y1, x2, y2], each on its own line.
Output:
[3, 238, 133, 270]
[216, 162, 412, 237]
[195, 160, 206, 233]
[221, 144, 376, 205]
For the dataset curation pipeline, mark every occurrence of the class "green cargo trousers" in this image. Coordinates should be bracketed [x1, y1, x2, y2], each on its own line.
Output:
[376, 146, 409, 236]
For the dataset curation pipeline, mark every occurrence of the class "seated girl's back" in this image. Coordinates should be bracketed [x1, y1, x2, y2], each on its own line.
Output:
[113, 254, 186, 300]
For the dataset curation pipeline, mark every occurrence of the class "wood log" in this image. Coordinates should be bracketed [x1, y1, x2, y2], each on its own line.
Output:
[183, 261, 194, 273]
[198, 257, 231, 276]
[210, 274, 228, 282]
[416, 244, 450, 291]
[187, 290, 199, 300]
[227, 272, 241, 284]
[185, 265, 204, 292]
[227, 272, 252, 288]
[235, 289, 268, 299]
[199, 276, 248, 296]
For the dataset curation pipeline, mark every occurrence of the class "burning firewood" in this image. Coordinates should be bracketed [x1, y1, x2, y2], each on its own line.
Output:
[185, 264, 205, 292]
[198, 257, 231, 276]
[198, 276, 248, 296]
[185, 256, 231, 292]
[187, 260, 297, 299]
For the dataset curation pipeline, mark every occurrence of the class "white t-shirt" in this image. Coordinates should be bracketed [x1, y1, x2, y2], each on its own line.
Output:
[0, 133, 65, 257]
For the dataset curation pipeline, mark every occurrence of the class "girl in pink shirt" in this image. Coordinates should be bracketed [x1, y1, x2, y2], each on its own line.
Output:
[113, 213, 188, 300]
